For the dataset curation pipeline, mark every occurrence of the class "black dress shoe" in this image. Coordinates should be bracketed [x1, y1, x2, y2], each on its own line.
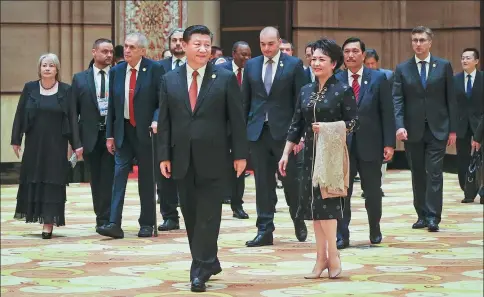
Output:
[222, 198, 231, 204]
[97, 223, 124, 239]
[412, 219, 427, 229]
[158, 219, 180, 231]
[461, 198, 475, 203]
[246, 233, 273, 247]
[42, 232, 52, 239]
[427, 219, 439, 232]
[480, 197, 483, 204]
[138, 226, 153, 237]
[370, 225, 382, 244]
[232, 207, 249, 219]
[294, 220, 307, 242]
[337, 238, 349, 249]
[191, 277, 206, 292]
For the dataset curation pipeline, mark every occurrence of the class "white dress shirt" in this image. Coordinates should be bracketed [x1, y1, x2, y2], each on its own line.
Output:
[186, 63, 206, 95]
[171, 56, 187, 70]
[308, 66, 315, 83]
[348, 66, 364, 86]
[124, 59, 141, 119]
[464, 69, 477, 91]
[232, 60, 244, 82]
[93, 65, 110, 115]
[262, 50, 281, 83]
[415, 54, 431, 79]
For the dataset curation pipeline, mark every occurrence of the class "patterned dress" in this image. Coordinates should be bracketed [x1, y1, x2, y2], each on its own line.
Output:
[287, 75, 358, 221]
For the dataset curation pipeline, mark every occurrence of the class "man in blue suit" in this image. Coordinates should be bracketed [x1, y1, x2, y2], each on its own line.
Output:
[242, 27, 309, 247]
[335, 37, 396, 249]
[97, 33, 165, 239]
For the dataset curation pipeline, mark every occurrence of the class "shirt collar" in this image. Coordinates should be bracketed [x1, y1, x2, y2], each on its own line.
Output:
[172, 56, 187, 66]
[126, 58, 142, 73]
[464, 68, 477, 78]
[348, 66, 364, 80]
[232, 60, 243, 72]
[186, 63, 207, 79]
[93, 64, 110, 75]
[415, 54, 431, 65]
[264, 50, 281, 66]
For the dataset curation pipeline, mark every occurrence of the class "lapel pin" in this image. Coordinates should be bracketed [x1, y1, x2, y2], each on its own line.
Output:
[142, 68, 146, 72]
[364, 80, 368, 84]
[212, 74, 216, 79]
[432, 64, 436, 68]
[280, 62, 284, 67]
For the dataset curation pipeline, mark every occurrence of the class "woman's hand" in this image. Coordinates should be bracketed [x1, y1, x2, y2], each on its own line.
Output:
[312, 122, 321, 133]
[12, 145, 21, 159]
[278, 154, 289, 177]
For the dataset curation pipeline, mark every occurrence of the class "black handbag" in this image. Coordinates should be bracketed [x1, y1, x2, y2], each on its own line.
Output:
[464, 149, 483, 199]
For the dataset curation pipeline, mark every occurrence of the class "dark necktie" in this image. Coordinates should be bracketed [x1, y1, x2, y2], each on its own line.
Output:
[129, 68, 137, 126]
[99, 70, 106, 98]
[419, 61, 427, 88]
[175, 59, 181, 68]
[264, 59, 273, 95]
[189, 71, 198, 111]
[351, 74, 360, 102]
[236, 68, 242, 86]
[466, 74, 472, 98]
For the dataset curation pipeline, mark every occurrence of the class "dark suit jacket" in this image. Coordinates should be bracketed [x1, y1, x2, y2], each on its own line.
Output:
[157, 63, 248, 179]
[158, 57, 174, 73]
[454, 70, 483, 138]
[336, 67, 396, 161]
[11, 81, 74, 146]
[393, 55, 457, 142]
[475, 115, 484, 144]
[106, 57, 164, 149]
[70, 67, 108, 153]
[304, 67, 314, 83]
[217, 61, 233, 72]
[242, 53, 308, 141]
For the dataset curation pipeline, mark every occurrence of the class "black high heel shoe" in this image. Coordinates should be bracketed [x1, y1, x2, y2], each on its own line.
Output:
[42, 232, 52, 239]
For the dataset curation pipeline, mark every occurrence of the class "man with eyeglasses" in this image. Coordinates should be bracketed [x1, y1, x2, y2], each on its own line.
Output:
[393, 26, 457, 232]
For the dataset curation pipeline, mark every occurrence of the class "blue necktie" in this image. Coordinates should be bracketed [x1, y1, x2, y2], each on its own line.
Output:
[466, 74, 472, 98]
[419, 61, 427, 88]
[264, 59, 273, 95]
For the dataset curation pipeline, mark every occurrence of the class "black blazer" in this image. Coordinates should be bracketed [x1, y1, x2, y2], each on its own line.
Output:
[475, 115, 484, 144]
[336, 67, 396, 161]
[11, 80, 73, 146]
[158, 57, 174, 73]
[393, 55, 457, 142]
[106, 57, 165, 148]
[70, 67, 108, 153]
[454, 70, 483, 138]
[157, 63, 248, 179]
[242, 53, 308, 141]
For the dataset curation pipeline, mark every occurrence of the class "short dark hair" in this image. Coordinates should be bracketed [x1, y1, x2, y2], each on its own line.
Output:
[168, 28, 184, 42]
[462, 47, 480, 59]
[305, 41, 315, 50]
[92, 38, 112, 49]
[211, 46, 222, 56]
[311, 38, 343, 71]
[342, 37, 366, 53]
[411, 26, 434, 40]
[114, 45, 124, 59]
[365, 49, 379, 62]
[183, 25, 213, 43]
[281, 39, 294, 50]
[232, 41, 249, 53]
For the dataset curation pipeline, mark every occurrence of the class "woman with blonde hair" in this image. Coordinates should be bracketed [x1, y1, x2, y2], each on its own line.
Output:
[11, 53, 77, 239]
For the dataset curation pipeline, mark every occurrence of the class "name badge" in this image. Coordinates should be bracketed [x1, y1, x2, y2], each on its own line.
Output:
[98, 96, 109, 116]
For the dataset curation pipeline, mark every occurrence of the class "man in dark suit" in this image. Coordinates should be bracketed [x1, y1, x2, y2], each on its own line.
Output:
[393, 26, 457, 232]
[70, 38, 115, 230]
[216, 41, 251, 219]
[242, 26, 309, 247]
[97, 33, 165, 239]
[335, 37, 396, 249]
[158, 25, 247, 292]
[304, 41, 316, 83]
[454, 48, 483, 203]
[154, 28, 186, 232]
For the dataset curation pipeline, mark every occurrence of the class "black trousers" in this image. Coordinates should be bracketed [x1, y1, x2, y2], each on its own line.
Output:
[250, 125, 300, 234]
[456, 126, 473, 192]
[83, 130, 114, 227]
[177, 158, 224, 282]
[155, 140, 179, 221]
[338, 137, 382, 241]
[404, 123, 447, 224]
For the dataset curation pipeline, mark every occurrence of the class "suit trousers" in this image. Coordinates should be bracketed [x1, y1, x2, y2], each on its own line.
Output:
[110, 120, 156, 227]
[250, 124, 300, 234]
[338, 137, 383, 241]
[230, 167, 245, 209]
[83, 130, 114, 226]
[177, 159, 224, 282]
[456, 126, 473, 192]
[154, 140, 179, 221]
[404, 123, 447, 223]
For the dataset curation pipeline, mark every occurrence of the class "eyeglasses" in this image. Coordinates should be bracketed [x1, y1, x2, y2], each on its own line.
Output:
[412, 38, 428, 44]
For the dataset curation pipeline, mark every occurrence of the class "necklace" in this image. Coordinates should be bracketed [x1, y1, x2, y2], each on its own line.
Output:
[40, 81, 57, 90]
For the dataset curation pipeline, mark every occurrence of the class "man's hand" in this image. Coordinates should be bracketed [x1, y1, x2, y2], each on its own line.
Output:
[447, 132, 456, 146]
[160, 161, 171, 178]
[471, 140, 481, 151]
[383, 147, 394, 162]
[151, 121, 158, 134]
[234, 159, 247, 178]
[396, 128, 408, 141]
[106, 138, 115, 155]
[12, 145, 21, 159]
[75, 147, 84, 160]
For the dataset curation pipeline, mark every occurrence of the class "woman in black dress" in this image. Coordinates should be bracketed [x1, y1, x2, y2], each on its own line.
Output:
[11, 53, 76, 239]
[279, 39, 358, 279]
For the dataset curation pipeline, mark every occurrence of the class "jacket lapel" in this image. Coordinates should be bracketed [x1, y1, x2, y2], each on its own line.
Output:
[357, 67, 371, 106]
[339, 69, 349, 84]
[134, 57, 147, 99]
[269, 53, 286, 96]
[176, 65, 192, 114]
[193, 63, 216, 114]
[118, 62, 127, 105]
[256, 56, 266, 95]
[86, 67, 98, 108]
[426, 56, 438, 85]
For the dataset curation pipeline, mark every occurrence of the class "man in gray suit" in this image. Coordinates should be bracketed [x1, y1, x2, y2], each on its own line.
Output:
[393, 26, 457, 232]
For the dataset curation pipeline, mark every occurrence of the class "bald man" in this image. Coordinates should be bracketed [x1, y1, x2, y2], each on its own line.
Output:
[242, 26, 309, 247]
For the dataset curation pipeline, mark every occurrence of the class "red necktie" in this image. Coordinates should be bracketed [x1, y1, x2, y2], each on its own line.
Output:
[236, 68, 242, 86]
[189, 70, 199, 111]
[352, 74, 360, 103]
[129, 68, 137, 126]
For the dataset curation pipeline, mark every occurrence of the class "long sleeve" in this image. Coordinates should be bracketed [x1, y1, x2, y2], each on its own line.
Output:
[293, 59, 309, 108]
[392, 65, 405, 130]
[226, 73, 248, 160]
[11, 83, 29, 145]
[241, 65, 251, 123]
[378, 76, 396, 148]
[152, 63, 165, 122]
[157, 75, 171, 162]
[444, 61, 457, 133]
[105, 68, 116, 139]
[341, 86, 358, 132]
[69, 76, 82, 150]
[286, 89, 305, 144]
[475, 115, 484, 144]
